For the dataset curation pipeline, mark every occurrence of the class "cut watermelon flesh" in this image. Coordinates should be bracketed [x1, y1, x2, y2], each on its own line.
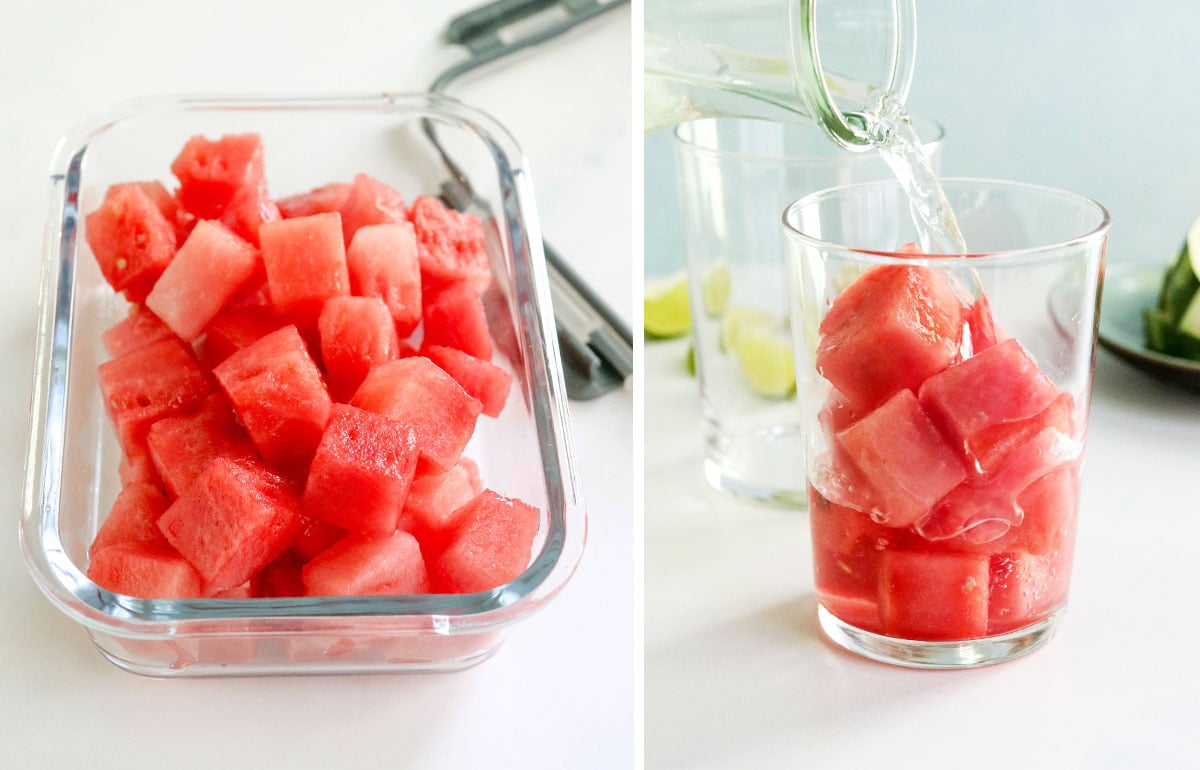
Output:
[87, 542, 206, 599]
[318, 295, 401, 401]
[145, 393, 257, 498]
[302, 530, 429, 596]
[259, 212, 350, 327]
[880, 550, 990, 641]
[988, 550, 1071, 635]
[424, 345, 513, 418]
[98, 339, 211, 455]
[170, 133, 265, 220]
[433, 490, 541, 593]
[277, 183, 351, 219]
[338, 173, 407, 246]
[409, 195, 491, 293]
[398, 462, 480, 549]
[85, 182, 178, 302]
[157, 456, 303, 593]
[101, 308, 176, 359]
[301, 405, 419, 535]
[345, 222, 422, 336]
[198, 305, 284, 367]
[89, 481, 172, 558]
[219, 179, 281, 247]
[421, 282, 495, 361]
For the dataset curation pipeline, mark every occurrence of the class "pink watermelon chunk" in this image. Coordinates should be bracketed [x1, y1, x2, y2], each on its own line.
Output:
[988, 550, 1071, 635]
[97, 339, 211, 455]
[146, 393, 258, 498]
[817, 264, 963, 411]
[432, 490, 541, 593]
[101, 308, 176, 359]
[291, 516, 346, 562]
[219, 179, 281, 247]
[125, 180, 196, 245]
[345, 222, 422, 336]
[87, 542, 206, 599]
[1013, 463, 1079, 556]
[964, 295, 1005, 355]
[197, 305, 284, 367]
[421, 282, 495, 361]
[918, 338, 1062, 476]
[89, 481, 172, 558]
[817, 388, 864, 436]
[258, 551, 306, 597]
[212, 325, 333, 470]
[338, 173, 407, 245]
[350, 357, 483, 474]
[119, 446, 161, 488]
[835, 389, 966, 528]
[259, 212, 350, 326]
[424, 345, 512, 418]
[301, 405, 419, 535]
[302, 530, 429, 596]
[170, 133, 265, 219]
[157, 456, 303, 592]
[880, 550, 990, 640]
[278, 183, 351, 219]
[317, 296, 401, 401]
[397, 461, 480, 549]
[85, 182, 178, 302]
[809, 485, 916, 603]
[408, 195, 491, 293]
[145, 219, 261, 341]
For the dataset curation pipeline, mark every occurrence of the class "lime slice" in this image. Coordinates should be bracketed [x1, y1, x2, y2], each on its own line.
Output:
[732, 323, 796, 398]
[644, 271, 692, 338]
[700, 261, 732, 317]
[719, 306, 775, 353]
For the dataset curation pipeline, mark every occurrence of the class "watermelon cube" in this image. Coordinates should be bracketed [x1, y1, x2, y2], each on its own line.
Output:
[809, 486, 916, 602]
[424, 345, 512, 418]
[409, 195, 491, 293]
[964, 295, 1005, 355]
[816, 264, 963, 411]
[278, 183, 351, 219]
[258, 551, 306, 598]
[291, 516, 347, 561]
[818, 589, 883, 633]
[146, 393, 258, 498]
[219, 179, 281, 246]
[835, 389, 966, 528]
[421, 282, 495, 361]
[157, 457, 303, 592]
[170, 133, 265, 219]
[350, 357, 483, 474]
[1014, 463, 1079, 556]
[432, 490, 541, 593]
[212, 325, 333, 470]
[126, 180, 195, 244]
[197, 305, 283, 367]
[85, 182, 178, 301]
[817, 388, 864, 436]
[259, 212, 350, 326]
[89, 481, 172, 558]
[397, 461, 480, 548]
[338, 173, 407, 245]
[988, 550, 1071, 635]
[345, 222, 422, 336]
[97, 339, 211, 455]
[145, 219, 261, 341]
[101, 308, 176, 359]
[301, 405, 419, 535]
[880, 551, 990, 641]
[302, 530, 429, 596]
[87, 542, 206, 599]
[317, 296, 401, 401]
[119, 445, 161, 488]
[918, 338, 1062, 476]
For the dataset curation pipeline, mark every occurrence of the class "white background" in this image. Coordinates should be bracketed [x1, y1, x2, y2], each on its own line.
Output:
[2, 2, 633, 768]
[645, 3, 1200, 768]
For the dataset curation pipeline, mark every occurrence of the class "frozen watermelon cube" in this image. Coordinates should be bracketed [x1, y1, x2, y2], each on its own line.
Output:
[219, 179, 281, 247]
[89, 481, 171, 558]
[409, 195, 491, 293]
[317, 296, 401, 401]
[809, 485, 916, 603]
[278, 183, 351, 219]
[213, 325, 333, 470]
[988, 550, 1071, 635]
[345, 222, 422, 336]
[350, 357, 483, 474]
[918, 338, 1062, 476]
[146, 393, 258, 498]
[101, 308, 176, 359]
[259, 212, 350, 326]
[170, 133, 265, 219]
[963, 295, 1006, 355]
[88, 542, 206, 599]
[1014, 463, 1079, 556]
[835, 389, 966, 528]
[157, 456, 303, 592]
[424, 345, 512, 418]
[432, 490, 541, 593]
[421, 282, 495, 361]
[302, 530, 429, 596]
[301, 405, 419, 535]
[397, 461, 480, 549]
[97, 339, 211, 455]
[880, 550, 990, 641]
[338, 173, 407, 245]
[816, 264, 963, 411]
[145, 219, 261, 341]
[817, 589, 883, 634]
[85, 182, 178, 301]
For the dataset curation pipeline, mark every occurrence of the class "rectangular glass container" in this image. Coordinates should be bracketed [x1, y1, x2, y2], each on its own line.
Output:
[21, 94, 586, 676]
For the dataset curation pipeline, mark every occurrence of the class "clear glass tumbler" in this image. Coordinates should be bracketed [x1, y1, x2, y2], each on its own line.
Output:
[675, 117, 944, 509]
[784, 178, 1108, 667]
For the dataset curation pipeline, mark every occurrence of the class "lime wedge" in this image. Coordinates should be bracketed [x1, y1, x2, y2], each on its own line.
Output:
[732, 323, 796, 398]
[719, 307, 775, 353]
[700, 261, 732, 317]
[644, 271, 692, 339]
[1187, 214, 1200, 280]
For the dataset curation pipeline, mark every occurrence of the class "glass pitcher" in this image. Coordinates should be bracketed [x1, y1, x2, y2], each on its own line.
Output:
[645, 0, 917, 149]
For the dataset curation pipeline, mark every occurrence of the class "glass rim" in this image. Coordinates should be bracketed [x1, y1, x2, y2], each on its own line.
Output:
[672, 115, 945, 165]
[781, 176, 1112, 264]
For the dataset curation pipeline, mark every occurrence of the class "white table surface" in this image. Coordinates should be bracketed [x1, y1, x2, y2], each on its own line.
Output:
[1, 2, 633, 768]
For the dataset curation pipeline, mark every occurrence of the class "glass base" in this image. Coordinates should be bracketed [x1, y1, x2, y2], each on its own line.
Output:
[703, 424, 807, 510]
[817, 604, 1064, 669]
